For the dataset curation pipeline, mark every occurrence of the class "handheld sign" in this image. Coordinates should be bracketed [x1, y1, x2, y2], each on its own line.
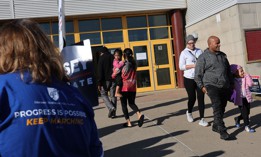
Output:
[61, 39, 98, 106]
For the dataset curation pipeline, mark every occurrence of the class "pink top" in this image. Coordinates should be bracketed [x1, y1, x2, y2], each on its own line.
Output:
[113, 59, 124, 68]
[111, 59, 124, 79]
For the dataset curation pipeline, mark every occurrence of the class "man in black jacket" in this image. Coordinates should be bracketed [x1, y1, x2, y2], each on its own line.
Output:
[194, 36, 233, 140]
[97, 46, 117, 118]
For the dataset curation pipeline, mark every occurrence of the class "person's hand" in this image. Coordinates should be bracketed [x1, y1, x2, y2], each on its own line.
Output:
[98, 85, 101, 91]
[202, 87, 207, 94]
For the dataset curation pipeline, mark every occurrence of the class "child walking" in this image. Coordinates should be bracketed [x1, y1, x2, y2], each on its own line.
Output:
[230, 64, 255, 133]
[112, 49, 124, 97]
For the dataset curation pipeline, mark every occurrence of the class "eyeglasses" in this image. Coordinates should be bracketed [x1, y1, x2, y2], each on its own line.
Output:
[187, 42, 195, 45]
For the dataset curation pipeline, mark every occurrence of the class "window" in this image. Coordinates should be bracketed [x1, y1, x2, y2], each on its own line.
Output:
[65, 34, 75, 46]
[128, 29, 148, 41]
[79, 19, 100, 32]
[80, 33, 101, 44]
[101, 18, 122, 30]
[39, 22, 50, 34]
[245, 30, 261, 62]
[148, 14, 167, 27]
[150, 27, 168, 40]
[127, 16, 147, 28]
[52, 21, 74, 34]
[103, 31, 123, 43]
[53, 34, 75, 47]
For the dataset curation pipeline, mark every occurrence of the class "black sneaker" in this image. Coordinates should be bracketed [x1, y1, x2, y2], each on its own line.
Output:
[220, 130, 230, 140]
[212, 124, 227, 133]
[111, 110, 116, 118]
[108, 108, 115, 118]
[212, 124, 219, 133]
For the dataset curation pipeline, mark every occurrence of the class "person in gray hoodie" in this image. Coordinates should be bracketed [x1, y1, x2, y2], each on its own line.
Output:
[194, 36, 233, 140]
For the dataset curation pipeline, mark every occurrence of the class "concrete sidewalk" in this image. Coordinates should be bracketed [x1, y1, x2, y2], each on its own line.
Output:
[94, 88, 261, 157]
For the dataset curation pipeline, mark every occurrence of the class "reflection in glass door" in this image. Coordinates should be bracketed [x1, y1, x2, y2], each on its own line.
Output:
[130, 42, 154, 92]
[151, 40, 175, 90]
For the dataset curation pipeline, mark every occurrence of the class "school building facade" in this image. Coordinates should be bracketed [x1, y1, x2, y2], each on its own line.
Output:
[0, 0, 260, 93]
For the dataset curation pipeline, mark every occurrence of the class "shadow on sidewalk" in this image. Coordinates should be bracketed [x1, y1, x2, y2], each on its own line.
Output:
[192, 150, 225, 157]
[141, 100, 214, 126]
[141, 98, 188, 112]
[104, 130, 189, 157]
[226, 100, 261, 137]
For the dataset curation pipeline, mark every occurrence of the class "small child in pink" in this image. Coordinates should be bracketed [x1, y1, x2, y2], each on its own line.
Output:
[230, 64, 255, 133]
[112, 49, 124, 97]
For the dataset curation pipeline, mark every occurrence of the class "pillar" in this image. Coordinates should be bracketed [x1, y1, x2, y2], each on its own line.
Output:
[171, 10, 185, 88]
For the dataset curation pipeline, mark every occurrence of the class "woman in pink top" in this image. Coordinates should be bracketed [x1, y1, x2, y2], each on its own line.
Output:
[120, 48, 144, 127]
[230, 64, 255, 133]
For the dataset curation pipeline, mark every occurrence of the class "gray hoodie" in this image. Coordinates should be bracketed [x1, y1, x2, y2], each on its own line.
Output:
[194, 48, 233, 89]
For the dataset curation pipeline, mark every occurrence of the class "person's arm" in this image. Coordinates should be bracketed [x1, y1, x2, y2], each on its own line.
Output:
[194, 55, 206, 92]
[225, 56, 234, 88]
[119, 61, 124, 68]
[113, 60, 124, 69]
[245, 73, 254, 87]
[179, 50, 195, 71]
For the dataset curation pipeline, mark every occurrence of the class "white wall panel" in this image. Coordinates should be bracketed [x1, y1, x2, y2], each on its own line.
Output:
[0, 0, 13, 19]
[14, 0, 58, 19]
[186, 0, 237, 27]
[2, 0, 186, 20]
[65, 0, 186, 16]
[186, 0, 261, 27]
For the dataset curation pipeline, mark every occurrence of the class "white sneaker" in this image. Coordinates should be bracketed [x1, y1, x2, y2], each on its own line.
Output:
[245, 126, 255, 133]
[199, 118, 209, 127]
[186, 111, 194, 122]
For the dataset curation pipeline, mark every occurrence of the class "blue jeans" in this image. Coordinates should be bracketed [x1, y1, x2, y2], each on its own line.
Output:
[206, 85, 229, 130]
[100, 81, 117, 111]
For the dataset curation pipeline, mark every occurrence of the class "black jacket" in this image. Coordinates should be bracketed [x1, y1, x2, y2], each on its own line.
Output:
[97, 52, 114, 85]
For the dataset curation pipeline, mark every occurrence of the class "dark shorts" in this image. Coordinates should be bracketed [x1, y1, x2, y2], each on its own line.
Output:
[115, 74, 122, 87]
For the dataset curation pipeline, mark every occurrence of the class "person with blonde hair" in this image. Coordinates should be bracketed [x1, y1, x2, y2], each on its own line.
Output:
[0, 19, 103, 157]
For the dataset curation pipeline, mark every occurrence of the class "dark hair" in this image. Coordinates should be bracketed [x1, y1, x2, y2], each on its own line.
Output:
[0, 19, 68, 83]
[113, 48, 122, 56]
[100, 46, 109, 54]
[123, 48, 137, 70]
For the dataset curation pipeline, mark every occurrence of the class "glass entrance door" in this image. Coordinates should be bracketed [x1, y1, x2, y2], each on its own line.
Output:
[151, 40, 175, 90]
[130, 42, 154, 92]
[130, 41, 175, 92]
